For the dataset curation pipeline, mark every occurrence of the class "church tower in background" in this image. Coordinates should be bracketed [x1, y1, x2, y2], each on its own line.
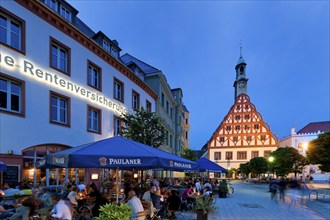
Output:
[207, 47, 279, 177]
[234, 46, 248, 100]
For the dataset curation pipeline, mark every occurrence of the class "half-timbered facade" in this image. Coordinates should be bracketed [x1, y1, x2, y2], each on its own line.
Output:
[208, 49, 278, 170]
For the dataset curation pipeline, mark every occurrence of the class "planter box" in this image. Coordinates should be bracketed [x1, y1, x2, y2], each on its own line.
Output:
[197, 210, 208, 220]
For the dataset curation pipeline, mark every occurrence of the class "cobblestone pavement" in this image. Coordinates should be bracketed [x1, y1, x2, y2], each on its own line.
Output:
[174, 181, 329, 220]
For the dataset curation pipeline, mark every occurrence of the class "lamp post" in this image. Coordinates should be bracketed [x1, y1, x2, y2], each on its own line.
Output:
[268, 156, 274, 180]
[228, 167, 231, 181]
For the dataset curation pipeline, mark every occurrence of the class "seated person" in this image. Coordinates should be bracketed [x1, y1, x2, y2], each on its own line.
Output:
[127, 190, 144, 220]
[67, 187, 79, 206]
[151, 190, 166, 217]
[204, 186, 212, 196]
[182, 185, 194, 200]
[51, 195, 73, 220]
[0, 204, 15, 219]
[9, 196, 39, 220]
[38, 188, 53, 208]
[142, 185, 154, 202]
[166, 190, 181, 219]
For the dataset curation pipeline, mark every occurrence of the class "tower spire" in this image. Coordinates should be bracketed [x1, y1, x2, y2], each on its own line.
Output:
[240, 40, 243, 58]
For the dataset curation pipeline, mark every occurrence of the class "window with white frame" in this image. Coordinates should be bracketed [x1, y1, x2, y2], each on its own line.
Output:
[114, 116, 122, 136]
[50, 91, 70, 126]
[0, 74, 24, 115]
[114, 78, 124, 102]
[132, 90, 140, 110]
[51, 38, 70, 75]
[87, 61, 101, 90]
[0, 9, 25, 51]
[60, 5, 71, 22]
[103, 40, 110, 52]
[88, 106, 101, 133]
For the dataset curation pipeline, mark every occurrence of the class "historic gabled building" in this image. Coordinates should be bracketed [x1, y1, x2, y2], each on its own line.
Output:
[208, 48, 279, 171]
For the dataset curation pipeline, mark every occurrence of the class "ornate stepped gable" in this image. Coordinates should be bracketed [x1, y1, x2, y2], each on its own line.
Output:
[209, 94, 278, 148]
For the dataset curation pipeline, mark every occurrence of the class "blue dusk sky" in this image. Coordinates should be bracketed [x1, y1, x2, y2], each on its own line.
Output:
[68, 0, 329, 150]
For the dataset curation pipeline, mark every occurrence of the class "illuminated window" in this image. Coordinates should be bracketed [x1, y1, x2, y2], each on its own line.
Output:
[0, 8, 25, 52]
[226, 152, 233, 160]
[132, 90, 140, 110]
[50, 91, 70, 126]
[114, 116, 122, 136]
[87, 60, 102, 91]
[87, 106, 101, 133]
[50, 37, 70, 75]
[0, 73, 24, 115]
[214, 152, 221, 160]
[146, 100, 152, 113]
[114, 78, 124, 103]
[237, 151, 247, 159]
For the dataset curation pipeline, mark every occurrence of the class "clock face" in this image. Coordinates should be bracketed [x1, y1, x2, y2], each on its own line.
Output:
[239, 82, 245, 88]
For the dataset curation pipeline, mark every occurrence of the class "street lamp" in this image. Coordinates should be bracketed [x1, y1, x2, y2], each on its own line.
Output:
[268, 156, 274, 179]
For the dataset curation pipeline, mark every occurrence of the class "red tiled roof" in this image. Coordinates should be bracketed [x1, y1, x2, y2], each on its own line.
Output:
[297, 121, 330, 134]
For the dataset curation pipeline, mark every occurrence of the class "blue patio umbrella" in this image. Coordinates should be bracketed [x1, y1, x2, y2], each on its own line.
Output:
[0, 162, 6, 171]
[46, 136, 198, 171]
[195, 157, 227, 173]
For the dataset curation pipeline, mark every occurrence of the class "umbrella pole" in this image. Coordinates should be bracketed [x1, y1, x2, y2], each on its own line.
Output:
[116, 168, 119, 204]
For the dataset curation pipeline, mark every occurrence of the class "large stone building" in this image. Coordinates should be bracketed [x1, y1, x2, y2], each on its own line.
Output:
[0, 0, 164, 186]
[207, 48, 279, 171]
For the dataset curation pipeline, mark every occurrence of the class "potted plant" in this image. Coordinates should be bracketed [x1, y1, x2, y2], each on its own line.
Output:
[94, 203, 133, 220]
[193, 196, 217, 220]
[218, 180, 228, 198]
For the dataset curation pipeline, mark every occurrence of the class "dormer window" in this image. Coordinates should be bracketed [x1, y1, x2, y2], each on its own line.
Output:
[102, 40, 110, 52]
[110, 47, 117, 58]
[45, 0, 58, 11]
[60, 5, 71, 22]
[134, 68, 144, 80]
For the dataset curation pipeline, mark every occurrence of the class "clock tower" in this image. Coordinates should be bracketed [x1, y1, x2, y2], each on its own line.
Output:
[233, 45, 248, 100]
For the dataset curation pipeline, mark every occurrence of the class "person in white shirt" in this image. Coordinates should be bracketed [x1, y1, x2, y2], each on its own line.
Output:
[67, 187, 79, 206]
[195, 179, 202, 193]
[142, 186, 154, 202]
[51, 195, 73, 220]
[127, 191, 144, 220]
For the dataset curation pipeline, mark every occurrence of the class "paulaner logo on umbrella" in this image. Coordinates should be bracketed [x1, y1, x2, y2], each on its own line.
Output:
[99, 157, 107, 166]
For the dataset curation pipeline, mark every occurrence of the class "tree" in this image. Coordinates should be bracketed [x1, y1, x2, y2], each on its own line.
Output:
[249, 157, 268, 179]
[270, 147, 303, 177]
[292, 154, 308, 177]
[239, 162, 251, 178]
[180, 148, 197, 161]
[121, 108, 166, 148]
[307, 131, 330, 172]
